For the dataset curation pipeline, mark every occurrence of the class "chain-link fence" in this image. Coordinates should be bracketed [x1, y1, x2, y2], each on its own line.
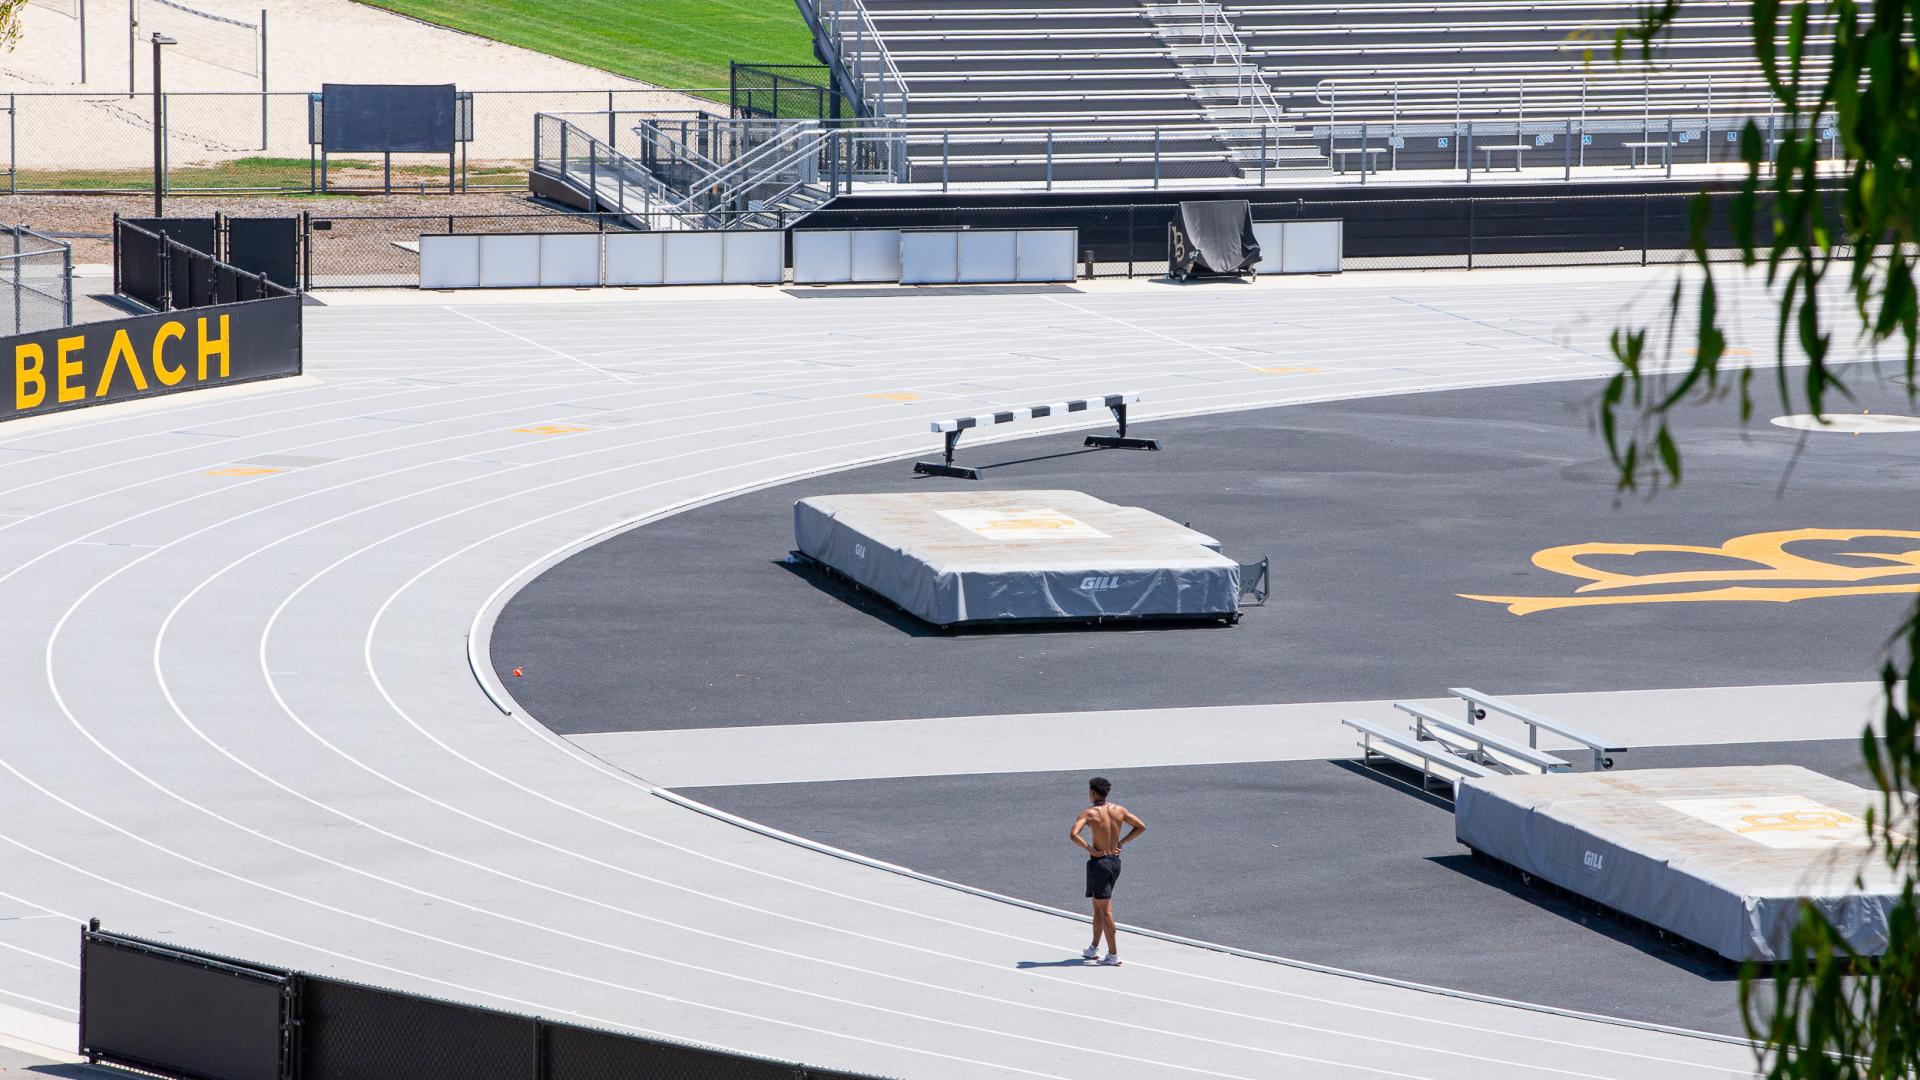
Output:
[730, 63, 849, 122]
[2, 225, 74, 335]
[298, 187, 1836, 288]
[0, 88, 728, 194]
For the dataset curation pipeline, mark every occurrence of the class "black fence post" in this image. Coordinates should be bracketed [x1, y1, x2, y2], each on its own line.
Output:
[1642, 193, 1651, 265]
[283, 971, 303, 1080]
[157, 238, 172, 311]
[1127, 203, 1136, 278]
[300, 211, 312, 291]
[1466, 198, 1475, 270]
[111, 213, 121, 297]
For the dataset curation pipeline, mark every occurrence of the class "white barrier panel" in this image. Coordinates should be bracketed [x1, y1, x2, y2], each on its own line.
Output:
[1013, 229, 1077, 282]
[721, 231, 784, 284]
[538, 234, 602, 287]
[1252, 222, 1283, 273]
[901, 229, 1079, 285]
[478, 235, 541, 288]
[958, 230, 1017, 283]
[792, 231, 850, 283]
[1282, 220, 1343, 273]
[900, 230, 960, 284]
[793, 229, 904, 284]
[419, 235, 480, 289]
[664, 232, 725, 284]
[1252, 220, 1344, 275]
[604, 233, 666, 286]
[853, 230, 903, 283]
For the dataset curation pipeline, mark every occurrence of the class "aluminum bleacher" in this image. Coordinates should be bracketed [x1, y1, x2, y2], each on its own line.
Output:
[789, 0, 1833, 186]
[854, 0, 1328, 182]
[1225, 0, 1817, 140]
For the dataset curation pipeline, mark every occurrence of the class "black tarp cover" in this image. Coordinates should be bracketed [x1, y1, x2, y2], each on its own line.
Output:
[1169, 200, 1260, 278]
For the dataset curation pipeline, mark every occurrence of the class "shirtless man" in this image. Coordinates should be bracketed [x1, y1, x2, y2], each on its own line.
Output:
[1070, 776, 1145, 966]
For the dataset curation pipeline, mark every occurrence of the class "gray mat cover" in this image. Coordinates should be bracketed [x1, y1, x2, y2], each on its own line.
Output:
[793, 490, 1240, 627]
[1456, 766, 1900, 962]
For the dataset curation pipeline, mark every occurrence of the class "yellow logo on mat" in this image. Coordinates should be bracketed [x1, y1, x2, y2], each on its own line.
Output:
[983, 516, 1078, 531]
[514, 424, 590, 435]
[204, 466, 281, 477]
[1740, 809, 1859, 833]
[1460, 528, 1920, 615]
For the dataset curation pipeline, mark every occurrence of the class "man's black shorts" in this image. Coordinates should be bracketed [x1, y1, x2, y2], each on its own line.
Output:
[1086, 855, 1122, 899]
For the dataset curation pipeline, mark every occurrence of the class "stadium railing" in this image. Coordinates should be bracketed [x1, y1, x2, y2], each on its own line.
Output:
[794, 0, 911, 122]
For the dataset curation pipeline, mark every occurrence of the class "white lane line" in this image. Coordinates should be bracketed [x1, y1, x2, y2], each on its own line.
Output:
[0, 987, 78, 1015]
[341, 389, 1745, 1071]
[0, 940, 79, 972]
[148, 402, 1665, 1075]
[3, 284, 1797, 1068]
[0, 359, 981, 593]
[0, 339, 627, 501]
[23, 369, 1608, 1076]
[446, 308, 638, 385]
[0, 346, 577, 471]
[0, 834, 1068, 1080]
[451, 399, 1762, 1069]
[27, 387, 1329, 1078]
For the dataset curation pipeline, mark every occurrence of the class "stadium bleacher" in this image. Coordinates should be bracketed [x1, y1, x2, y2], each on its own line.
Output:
[862, 0, 1326, 182]
[1229, 0, 1804, 127]
[828, 0, 1828, 182]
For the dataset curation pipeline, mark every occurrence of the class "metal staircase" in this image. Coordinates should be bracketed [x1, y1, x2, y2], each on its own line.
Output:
[533, 113, 842, 230]
[1143, 0, 1326, 175]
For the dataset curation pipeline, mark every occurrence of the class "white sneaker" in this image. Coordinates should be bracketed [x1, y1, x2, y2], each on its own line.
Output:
[1099, 954, 1123, 967]
[1081, 945, 1100, 961]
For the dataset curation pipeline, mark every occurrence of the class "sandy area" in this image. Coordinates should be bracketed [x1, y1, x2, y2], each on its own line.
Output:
[3, 0, 723, 169]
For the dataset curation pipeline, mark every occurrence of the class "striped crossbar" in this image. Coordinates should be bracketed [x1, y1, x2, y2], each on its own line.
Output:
[931, 393, 1140, 434]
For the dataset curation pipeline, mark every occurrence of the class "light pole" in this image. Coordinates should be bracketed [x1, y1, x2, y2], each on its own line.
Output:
[150, 33, 175, 218]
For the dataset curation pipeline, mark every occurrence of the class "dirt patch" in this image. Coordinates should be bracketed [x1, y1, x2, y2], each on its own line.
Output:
[2, 190, 554, 264]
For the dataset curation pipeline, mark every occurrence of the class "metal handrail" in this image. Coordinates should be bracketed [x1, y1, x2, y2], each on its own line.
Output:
[795, 0, 911, 121]
[667, 120, 824, 209]
[535, 113, 677, 221]
[1169, 0, 1287, 127]
[653, 126, 817, 226]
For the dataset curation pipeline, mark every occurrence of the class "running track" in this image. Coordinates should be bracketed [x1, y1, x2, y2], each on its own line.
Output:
[0, 268, 1837, 1078]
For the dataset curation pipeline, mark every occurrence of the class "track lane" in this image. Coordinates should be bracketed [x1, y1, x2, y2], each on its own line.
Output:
[2, 276, 1816, 1078]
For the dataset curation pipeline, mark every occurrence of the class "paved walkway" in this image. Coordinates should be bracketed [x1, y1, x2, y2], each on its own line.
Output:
[0, 269, 1872, 1078]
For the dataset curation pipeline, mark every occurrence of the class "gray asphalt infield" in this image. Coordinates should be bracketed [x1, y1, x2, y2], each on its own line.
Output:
[685, 738, 1876, 1037]
[495, 374, 1920, 734]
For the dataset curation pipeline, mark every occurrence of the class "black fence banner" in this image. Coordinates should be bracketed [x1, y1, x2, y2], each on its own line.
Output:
[3, 293, 302, 422]
[81, 931, 292, 1080]
[79, 926, 890, 1080]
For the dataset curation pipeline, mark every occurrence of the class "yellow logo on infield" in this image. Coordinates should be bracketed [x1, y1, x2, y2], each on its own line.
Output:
[1461, 528, 1920, 614]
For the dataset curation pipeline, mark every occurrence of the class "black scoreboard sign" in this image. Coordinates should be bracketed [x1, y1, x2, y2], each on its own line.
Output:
[320, 83, 458, 154]
[4, 295, 302, 422]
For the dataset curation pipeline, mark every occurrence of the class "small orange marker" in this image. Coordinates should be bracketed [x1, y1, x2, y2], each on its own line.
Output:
[512, 668, 524, 677]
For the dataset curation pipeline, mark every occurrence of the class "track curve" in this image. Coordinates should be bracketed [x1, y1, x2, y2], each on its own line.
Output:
[0, 275, 1823, 1078]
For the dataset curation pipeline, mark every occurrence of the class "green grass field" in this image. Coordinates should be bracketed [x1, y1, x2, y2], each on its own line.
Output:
[355, 0, 817, 91]
[18, 157, 523, 192]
